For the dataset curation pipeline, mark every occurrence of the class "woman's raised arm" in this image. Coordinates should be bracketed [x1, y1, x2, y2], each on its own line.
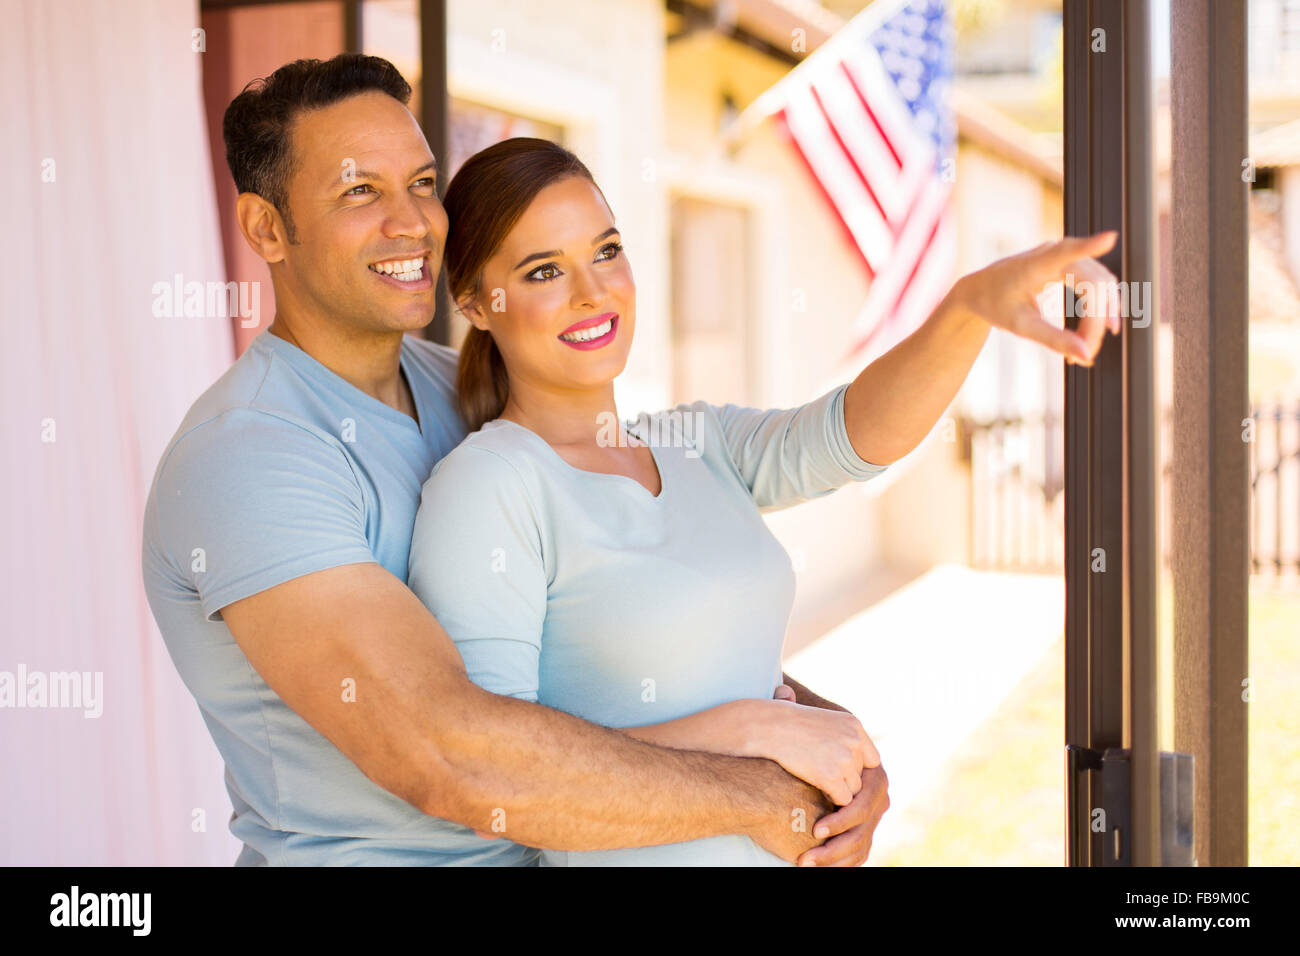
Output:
[843, 230, 1121, 467]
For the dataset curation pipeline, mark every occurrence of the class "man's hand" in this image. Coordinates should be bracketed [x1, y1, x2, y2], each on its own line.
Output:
[747, 777, 838, 863]
[796, 765, 890, 867]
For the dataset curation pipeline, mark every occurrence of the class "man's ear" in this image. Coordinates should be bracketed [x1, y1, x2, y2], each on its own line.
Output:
[235, 192, 289, 265]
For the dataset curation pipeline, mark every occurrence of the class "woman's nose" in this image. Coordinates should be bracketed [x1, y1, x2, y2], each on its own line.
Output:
[569, 266, 606, 308]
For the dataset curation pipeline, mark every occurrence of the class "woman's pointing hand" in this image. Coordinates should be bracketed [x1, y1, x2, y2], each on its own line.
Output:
[949, 230, 1122, 367]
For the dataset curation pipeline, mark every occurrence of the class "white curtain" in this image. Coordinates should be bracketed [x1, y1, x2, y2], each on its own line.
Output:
[0, 0, 241, 864]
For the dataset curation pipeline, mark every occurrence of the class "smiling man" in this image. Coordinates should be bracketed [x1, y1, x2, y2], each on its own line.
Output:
[141, 54, 887, 866]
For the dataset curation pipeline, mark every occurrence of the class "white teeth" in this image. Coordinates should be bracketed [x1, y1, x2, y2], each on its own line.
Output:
[560, 318, 614, 343]
[370, 258, 425, 281]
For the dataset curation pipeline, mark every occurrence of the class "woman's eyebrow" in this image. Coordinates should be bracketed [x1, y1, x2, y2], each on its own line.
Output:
[513, 228, 621, 271]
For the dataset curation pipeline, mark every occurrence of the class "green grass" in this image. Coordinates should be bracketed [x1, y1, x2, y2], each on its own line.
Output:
[872, 583, 1298, 866]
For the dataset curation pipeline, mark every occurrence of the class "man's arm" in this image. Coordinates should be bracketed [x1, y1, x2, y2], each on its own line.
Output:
[220, 561, 831, 860]
[780, 672, 850, 712]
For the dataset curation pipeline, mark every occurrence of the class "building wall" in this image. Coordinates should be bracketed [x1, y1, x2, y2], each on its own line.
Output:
[878, 138, 1064, 573]
[445, 0, 670, 417]
[664, 33, 901, 644]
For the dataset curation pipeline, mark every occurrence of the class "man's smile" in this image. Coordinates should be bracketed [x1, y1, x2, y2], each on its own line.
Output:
[367, 253, 433, 290]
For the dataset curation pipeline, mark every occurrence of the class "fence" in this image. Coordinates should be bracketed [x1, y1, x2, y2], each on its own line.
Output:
[961, 400, 1300, 577]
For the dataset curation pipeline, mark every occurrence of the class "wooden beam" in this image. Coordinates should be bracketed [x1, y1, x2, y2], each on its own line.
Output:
[1169, 0, 1250, 867]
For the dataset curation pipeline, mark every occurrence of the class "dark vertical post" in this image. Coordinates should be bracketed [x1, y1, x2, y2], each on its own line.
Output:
[343, 0, 362, 53]
[1170, 0, 1250, 867]
[1122, 0, 1160, 869]
[420, 0, 451, 345]
[1062, 0, 1091, 865]
[1063, 0, 1159, 866]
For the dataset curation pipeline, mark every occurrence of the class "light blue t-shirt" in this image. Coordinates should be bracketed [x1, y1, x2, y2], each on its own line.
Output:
[406, 384, 888, 866]
[141, 329, 536, 866]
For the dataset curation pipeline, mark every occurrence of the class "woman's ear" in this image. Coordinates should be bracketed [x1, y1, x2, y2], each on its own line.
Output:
[457, 294, 487, 331]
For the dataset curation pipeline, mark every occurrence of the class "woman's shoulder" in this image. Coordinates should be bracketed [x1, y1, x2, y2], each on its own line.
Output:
[422, 423, 543, 497]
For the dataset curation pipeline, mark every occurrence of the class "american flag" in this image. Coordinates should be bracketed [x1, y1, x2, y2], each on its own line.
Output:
[763, 0, 957, 363]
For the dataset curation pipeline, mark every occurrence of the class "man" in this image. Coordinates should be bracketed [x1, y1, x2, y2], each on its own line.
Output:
[142, 54, 888, 866]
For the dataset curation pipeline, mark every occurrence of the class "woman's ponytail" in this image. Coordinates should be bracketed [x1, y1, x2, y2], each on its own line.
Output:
[455, 326, 510, 433]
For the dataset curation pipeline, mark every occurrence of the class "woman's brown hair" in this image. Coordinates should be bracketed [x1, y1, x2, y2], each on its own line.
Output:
[442, 137, 599, 432]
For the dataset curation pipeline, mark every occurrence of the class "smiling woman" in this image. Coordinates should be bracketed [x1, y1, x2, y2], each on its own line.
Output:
[407, 137, 887, 867]
[441, 138, 629, 433]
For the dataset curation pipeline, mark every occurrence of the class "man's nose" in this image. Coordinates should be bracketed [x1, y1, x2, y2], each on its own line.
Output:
[383, 192, 433, 241]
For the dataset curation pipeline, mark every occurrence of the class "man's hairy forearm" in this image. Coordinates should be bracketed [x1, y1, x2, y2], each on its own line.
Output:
[782, 672, 849, 713]
[419, 683, 821, 853]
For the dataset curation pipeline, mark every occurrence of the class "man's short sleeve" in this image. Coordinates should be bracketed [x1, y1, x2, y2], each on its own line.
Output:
[151, 408, 376, 621]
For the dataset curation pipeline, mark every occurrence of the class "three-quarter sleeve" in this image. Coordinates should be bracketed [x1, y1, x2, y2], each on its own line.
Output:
[698, 382, 889, 511]
[407, 444, 548, 701]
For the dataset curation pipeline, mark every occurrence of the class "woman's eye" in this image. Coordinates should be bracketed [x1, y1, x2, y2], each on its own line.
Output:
[596, 242, 623, 261]
[526, 263, 561, 282]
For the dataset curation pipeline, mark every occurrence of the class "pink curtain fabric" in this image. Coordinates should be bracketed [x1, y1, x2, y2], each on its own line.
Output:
[0, 0, 241, 864]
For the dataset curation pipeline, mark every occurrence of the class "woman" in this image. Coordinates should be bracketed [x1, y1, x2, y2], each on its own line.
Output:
[407, 138, 1119, 866]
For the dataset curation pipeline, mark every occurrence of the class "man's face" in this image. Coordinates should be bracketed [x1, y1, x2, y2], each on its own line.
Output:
[275, 91, 447, 334]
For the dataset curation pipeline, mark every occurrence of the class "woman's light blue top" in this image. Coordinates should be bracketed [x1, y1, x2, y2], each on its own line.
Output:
[406, 383, 888, 866]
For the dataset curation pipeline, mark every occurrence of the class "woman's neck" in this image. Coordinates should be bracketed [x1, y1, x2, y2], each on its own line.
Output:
[499, 382, 623, 449]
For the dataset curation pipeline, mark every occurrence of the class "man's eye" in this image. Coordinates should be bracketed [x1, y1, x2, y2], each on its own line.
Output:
[344, 184, 373, 196]
[526, 264, 561, 282]
[412, 178, 436, 192]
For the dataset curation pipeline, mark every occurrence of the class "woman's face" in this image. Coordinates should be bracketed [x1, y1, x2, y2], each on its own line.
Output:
[463, 175, 635, 395]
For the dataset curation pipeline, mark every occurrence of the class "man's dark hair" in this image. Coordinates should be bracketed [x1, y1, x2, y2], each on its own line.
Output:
[222, 54, 412, 243]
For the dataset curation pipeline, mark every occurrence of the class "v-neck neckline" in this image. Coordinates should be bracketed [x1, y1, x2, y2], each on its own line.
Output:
[488, 418, 667, 501]
[258, 331, 425, 438]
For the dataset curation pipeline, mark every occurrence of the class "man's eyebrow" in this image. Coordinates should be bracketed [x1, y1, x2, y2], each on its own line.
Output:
[333, 160, 438, 186]
[512, 228, 621, 271]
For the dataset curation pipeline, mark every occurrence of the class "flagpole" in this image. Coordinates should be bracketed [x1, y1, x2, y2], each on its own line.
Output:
[722, 0, 916, 149]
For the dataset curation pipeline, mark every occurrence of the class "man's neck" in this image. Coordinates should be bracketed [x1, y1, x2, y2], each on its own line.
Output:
[268, 315, 414, 418]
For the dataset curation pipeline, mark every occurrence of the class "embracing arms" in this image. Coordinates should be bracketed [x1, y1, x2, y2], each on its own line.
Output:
[622, 672, 890, 866]
[220, 561, 832, 860]
[622, 694, 878, 808]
